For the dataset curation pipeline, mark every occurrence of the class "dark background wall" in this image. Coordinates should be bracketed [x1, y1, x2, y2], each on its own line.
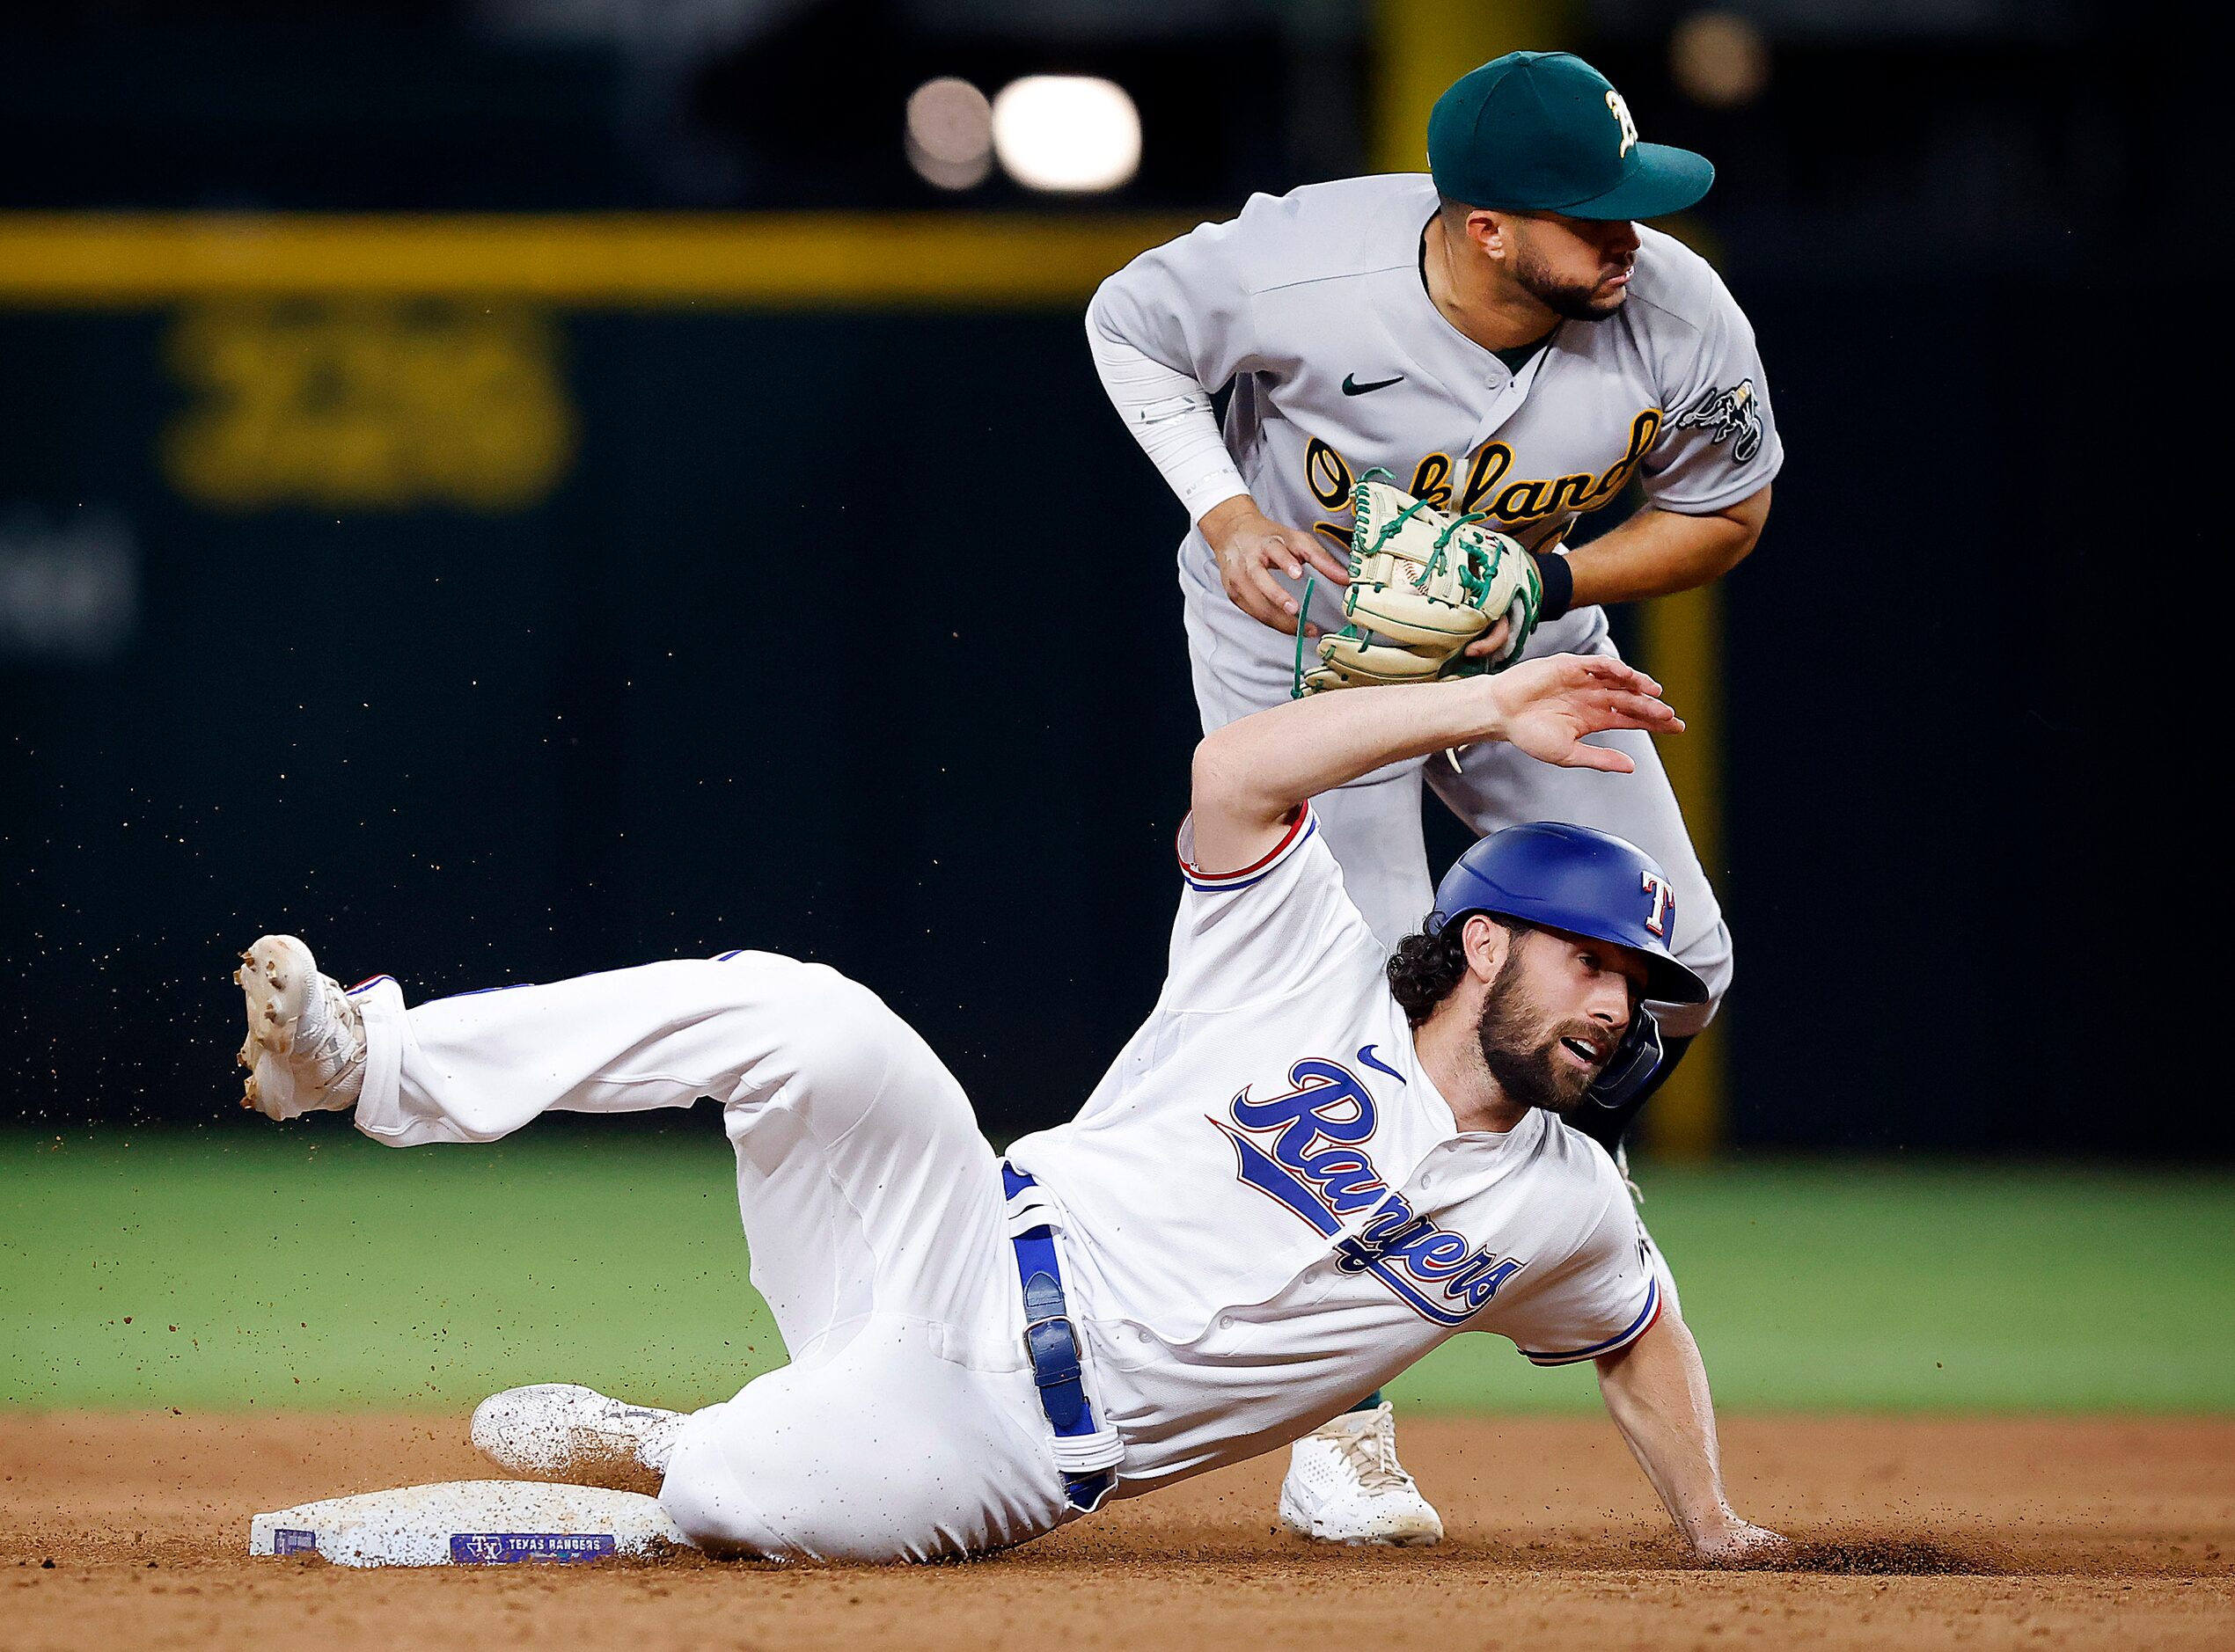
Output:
[0, 277, 2146, 1151]
[1, 0, 2192, 1151]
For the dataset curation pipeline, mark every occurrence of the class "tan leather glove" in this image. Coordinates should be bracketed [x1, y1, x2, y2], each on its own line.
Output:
[1297, 477, 1544, 695]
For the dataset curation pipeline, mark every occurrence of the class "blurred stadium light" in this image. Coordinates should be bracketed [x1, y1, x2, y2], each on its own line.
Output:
[1668, 11, 1769, 107]
[905, 77, 996, 190]
[990, 77, 1140, 193]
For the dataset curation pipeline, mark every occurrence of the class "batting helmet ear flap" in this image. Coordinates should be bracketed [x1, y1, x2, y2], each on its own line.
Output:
[1585, 1005, 1663, 1114]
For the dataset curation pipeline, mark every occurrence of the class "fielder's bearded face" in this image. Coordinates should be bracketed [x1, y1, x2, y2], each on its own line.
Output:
[1474, 925, 1647, 1115]
[1506, 211, 1642, 323]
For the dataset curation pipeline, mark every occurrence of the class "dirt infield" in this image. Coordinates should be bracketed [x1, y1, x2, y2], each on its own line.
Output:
[3, 1414, 2230, 1650]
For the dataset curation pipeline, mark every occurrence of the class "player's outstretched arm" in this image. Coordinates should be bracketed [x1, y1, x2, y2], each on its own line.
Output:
[1188, 654, 1681, 873]
[1594, 1311, 1786, 1562]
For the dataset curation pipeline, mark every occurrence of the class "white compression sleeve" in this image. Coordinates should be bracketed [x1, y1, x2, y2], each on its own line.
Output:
[1085, 313, 1249, 524]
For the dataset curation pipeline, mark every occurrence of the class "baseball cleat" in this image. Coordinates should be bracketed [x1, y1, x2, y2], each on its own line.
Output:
[470, 1384, 684, 1498]
[1277, 1401, 1444, 1546]
[232, 934, 367, 1119]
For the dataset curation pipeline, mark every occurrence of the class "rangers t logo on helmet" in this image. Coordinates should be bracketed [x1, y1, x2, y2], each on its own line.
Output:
[1641, 871, 1674, 938]
[1425, 821, 1709, 1005]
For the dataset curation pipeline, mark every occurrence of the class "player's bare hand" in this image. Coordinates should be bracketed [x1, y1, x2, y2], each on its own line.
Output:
[1461, 616, 1513, 660]
[1690, 1520, 1791, 1566]
[1481, 654, 1681, 772]
[1200, 497, 1351, 636]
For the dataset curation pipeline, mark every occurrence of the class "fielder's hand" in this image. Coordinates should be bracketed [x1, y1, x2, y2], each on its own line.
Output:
[1462, 615, 1513, 662]
[1200, 496, 1352, 635]
[1482, 654, 1681, 772]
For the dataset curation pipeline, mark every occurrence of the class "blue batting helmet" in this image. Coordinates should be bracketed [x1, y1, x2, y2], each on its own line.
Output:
[1427, 821, 1709, 1005]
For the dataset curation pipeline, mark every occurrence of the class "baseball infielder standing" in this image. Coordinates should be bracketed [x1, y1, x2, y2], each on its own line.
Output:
[1087, 48, 1781, 1539]
[231, 654, 1784, 1568]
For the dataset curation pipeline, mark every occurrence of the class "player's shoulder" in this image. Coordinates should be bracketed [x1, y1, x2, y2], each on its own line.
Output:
[1526, 1112, 1628, 1191]
[1170, 803, 1384, 981]
[1220, 172, 1433, 296]
[1515, 1114, 1636, 1252]
[1623, 224, 1748, 342]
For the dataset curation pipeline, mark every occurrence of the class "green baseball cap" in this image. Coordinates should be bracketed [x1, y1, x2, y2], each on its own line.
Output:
[1427, 50, 1713, 221]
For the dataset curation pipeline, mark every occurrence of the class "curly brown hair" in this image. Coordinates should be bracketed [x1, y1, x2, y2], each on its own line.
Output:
[1385, 913, 1525, 1025]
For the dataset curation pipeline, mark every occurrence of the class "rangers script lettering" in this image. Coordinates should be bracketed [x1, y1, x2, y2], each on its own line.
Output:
[1213, 1056, 1526, 1327]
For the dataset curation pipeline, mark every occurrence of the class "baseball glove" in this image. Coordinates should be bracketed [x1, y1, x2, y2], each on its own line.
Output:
[1295, 475, 1543, 696]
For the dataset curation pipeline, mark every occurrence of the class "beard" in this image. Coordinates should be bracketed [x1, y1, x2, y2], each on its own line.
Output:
[1473, 947, 1601, 1115]
[1512, 240, 1631, 322]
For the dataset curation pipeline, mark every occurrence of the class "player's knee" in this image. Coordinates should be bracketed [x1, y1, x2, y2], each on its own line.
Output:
[701, 949, 873, 1017]
[657, 1416, 796, 1560]
[707, 953, 908, 1091]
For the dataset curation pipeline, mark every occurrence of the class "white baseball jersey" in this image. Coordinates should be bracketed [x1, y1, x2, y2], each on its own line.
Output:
[1008, 802, 1661, 1492]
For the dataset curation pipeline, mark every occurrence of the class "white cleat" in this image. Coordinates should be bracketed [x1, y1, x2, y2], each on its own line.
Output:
[470, 1384, 684, 1498]
[1278, 1401, 1445, 1547]
[232, 934, 367, 1120]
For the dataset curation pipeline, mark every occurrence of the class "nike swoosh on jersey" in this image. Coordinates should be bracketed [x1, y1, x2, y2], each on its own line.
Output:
[1341, 373, 1404, 396]
[1357, 1044, 1406, 1084]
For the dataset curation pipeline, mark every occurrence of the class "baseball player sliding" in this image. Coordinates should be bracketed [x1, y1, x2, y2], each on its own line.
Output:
[231, 654, 1784, 1567]
[1087, 48, 1781, 1537]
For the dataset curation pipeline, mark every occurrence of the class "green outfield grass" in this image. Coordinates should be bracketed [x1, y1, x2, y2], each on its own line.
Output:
[4, 1124, 2231, 1414]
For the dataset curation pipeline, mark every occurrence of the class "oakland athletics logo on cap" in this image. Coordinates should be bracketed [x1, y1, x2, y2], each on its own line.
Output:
[1605, 90, 1639, 157]
[1427, 50, 1714, 222]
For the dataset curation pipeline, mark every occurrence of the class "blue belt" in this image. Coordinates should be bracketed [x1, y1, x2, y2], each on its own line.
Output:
[1001, 1162, 1118, 1514]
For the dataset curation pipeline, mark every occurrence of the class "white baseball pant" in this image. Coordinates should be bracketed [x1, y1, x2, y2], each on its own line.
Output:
[348, 952, 1077, 1561]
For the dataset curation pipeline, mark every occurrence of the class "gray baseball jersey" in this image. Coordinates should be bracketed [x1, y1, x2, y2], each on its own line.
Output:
[1088, 171, 1782, 640]
[1086, 172, 1777, 1005]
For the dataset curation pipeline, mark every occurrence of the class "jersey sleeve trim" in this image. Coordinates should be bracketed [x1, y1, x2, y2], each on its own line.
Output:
[1176, 803, 1317, 893]
[1516, 1276, 1662, 1367]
